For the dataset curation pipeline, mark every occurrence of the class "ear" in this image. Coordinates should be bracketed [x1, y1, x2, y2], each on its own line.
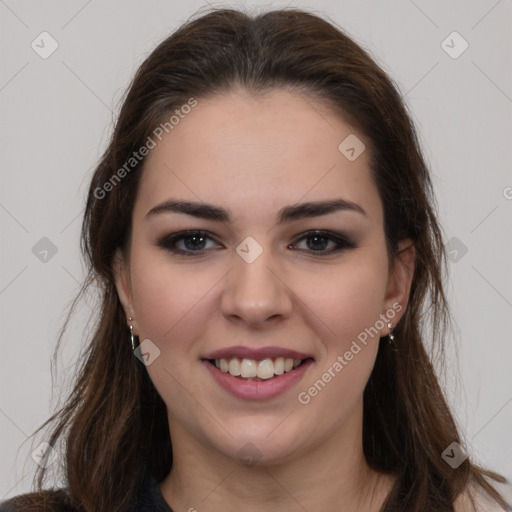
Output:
[113, 249, 138, 335]
[382, 239, 415, 330]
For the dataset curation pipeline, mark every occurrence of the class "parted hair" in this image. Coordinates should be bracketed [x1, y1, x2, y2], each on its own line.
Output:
[2, 6, 507, 512]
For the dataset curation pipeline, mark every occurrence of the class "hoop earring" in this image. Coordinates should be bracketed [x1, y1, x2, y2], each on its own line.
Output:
[387, 322, 395, 343]
[128, 317, 137, 350]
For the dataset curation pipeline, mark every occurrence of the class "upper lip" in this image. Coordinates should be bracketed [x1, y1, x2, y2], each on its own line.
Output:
[202, 345, 314, 361]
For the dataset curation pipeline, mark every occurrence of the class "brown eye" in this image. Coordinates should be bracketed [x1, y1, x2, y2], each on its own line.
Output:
[157, 230, 222, 255]
[289, 231, 356, 254]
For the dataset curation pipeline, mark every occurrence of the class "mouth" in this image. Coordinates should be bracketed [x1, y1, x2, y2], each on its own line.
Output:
[206, 356, 313, 381]
[201, 346, 315, 400]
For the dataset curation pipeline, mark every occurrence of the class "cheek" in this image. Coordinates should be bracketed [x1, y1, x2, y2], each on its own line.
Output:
[294, 267, 386, 420]
[292, 255, 388, 408]
[298, 256, 389, 347]
[129, 249, 217, 346]
[128, 251, 219, 426]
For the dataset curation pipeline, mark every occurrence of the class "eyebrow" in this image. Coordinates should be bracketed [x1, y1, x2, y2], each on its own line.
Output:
[145, 197, 366, 224]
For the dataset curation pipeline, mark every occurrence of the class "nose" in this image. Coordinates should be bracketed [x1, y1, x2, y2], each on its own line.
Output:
[220, 245, 293, 328]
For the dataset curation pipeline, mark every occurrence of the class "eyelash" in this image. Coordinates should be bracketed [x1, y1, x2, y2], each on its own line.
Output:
[156, 230, 357, 256]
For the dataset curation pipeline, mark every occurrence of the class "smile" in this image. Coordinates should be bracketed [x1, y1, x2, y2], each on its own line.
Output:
[210, 357, 306, 380]
[201, 350, 314, 400]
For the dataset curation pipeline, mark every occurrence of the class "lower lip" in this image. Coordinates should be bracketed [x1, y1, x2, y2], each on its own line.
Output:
[202, 359, 314, 400]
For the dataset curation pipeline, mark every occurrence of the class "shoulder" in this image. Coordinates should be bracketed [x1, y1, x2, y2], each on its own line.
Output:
[0, 469, 170, 512]
[0, 489, 77, 512]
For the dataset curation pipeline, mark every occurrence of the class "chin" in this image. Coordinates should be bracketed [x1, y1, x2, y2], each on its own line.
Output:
[208, 417, 310, 467]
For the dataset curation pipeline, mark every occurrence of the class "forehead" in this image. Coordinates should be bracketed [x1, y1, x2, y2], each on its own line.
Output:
[135, 88, 382, 226]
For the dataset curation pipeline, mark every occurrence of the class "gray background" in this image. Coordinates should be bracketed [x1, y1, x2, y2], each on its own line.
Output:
[1, 0, 511, 500]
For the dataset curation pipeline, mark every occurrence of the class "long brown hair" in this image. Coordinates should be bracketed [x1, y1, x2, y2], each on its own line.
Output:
[3, 7, 507, 511]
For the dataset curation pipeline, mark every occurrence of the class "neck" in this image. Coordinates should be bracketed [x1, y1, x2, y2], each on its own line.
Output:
[160, 405, 393, 512]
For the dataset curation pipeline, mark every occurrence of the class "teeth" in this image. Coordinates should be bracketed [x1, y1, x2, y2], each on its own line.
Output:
[274, 357, 284, 375]
[240, 358, 257, 378]
[257, 359, 275, 380]
[214, 357, 304, 379]
[228, 358, 241, 376]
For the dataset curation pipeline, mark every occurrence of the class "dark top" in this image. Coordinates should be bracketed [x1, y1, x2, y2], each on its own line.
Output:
[0, 470, 174, 512]
[134, 470, 174, 511]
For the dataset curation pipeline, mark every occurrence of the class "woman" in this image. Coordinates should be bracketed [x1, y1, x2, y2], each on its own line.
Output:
[1, 7, 508, 512]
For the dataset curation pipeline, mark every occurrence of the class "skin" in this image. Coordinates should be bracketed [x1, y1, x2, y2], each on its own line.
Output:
[114, 87, 415, 512]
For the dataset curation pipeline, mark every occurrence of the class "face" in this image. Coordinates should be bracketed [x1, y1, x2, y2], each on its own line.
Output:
[115, 87, 414, 466]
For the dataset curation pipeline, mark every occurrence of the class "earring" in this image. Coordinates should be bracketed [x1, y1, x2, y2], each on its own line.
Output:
[387, 322, 395, 343]
[128, 317, 137, 350]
